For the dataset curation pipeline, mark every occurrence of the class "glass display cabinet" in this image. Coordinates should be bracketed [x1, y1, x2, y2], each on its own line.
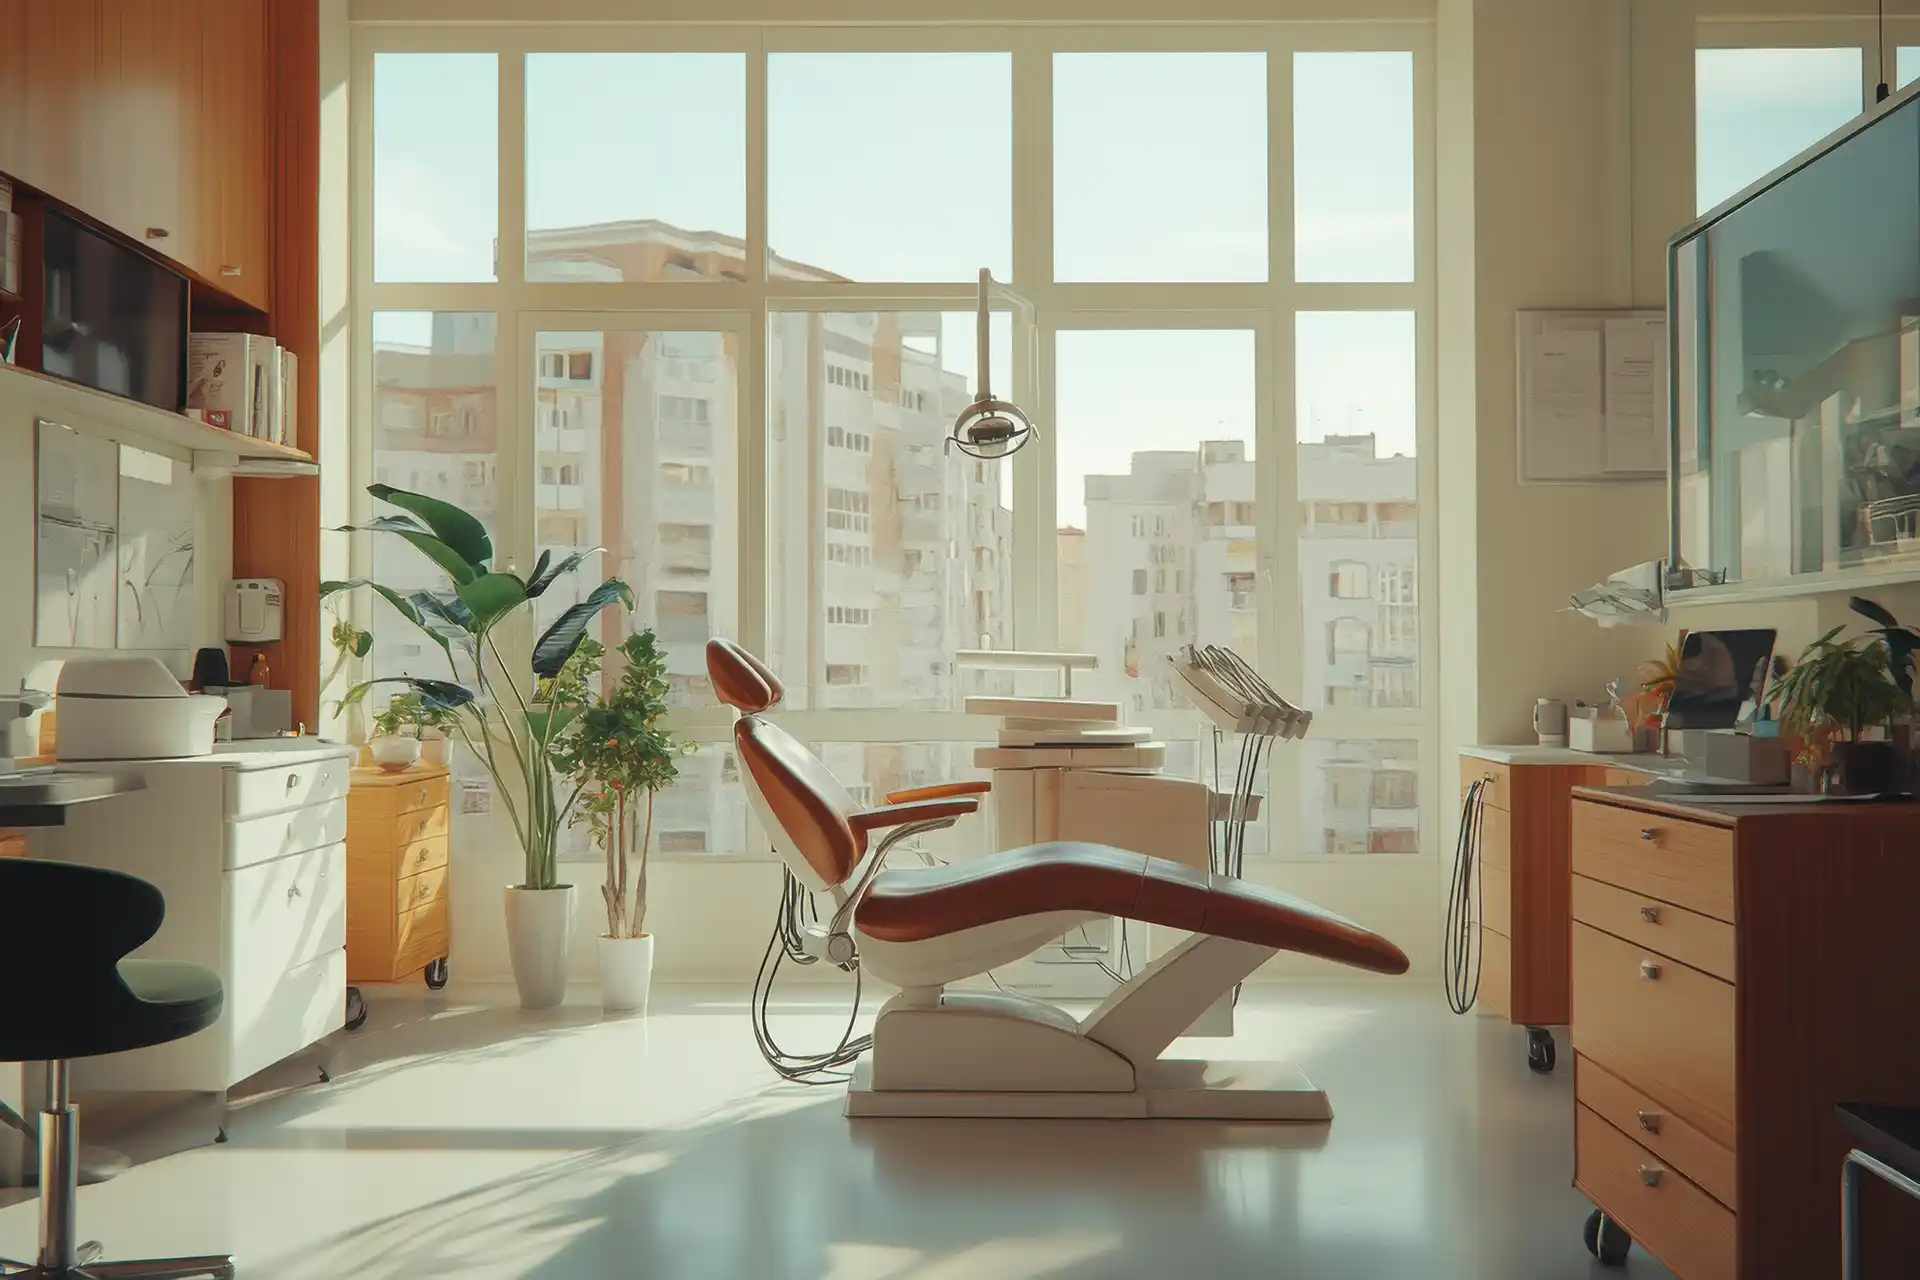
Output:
[1669, 85, 1920, 596]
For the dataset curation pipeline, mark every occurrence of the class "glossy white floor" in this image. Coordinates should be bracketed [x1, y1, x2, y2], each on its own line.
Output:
[0, 982, 1674, 1280]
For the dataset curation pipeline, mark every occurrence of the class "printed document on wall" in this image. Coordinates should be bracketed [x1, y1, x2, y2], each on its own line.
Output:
[1516, 310, 1667, 484]
[1603, 316, 1667, 474]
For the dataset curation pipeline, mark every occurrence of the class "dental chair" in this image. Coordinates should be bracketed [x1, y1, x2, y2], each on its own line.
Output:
[709, 639, 1410, 1120]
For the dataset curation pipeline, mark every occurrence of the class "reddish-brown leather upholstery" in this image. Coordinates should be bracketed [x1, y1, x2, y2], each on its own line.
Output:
[856, 843, 1411, 976]
[735, 715, 862, 886]
[885, 780, 992, 805]
[707, 638, 784, 713]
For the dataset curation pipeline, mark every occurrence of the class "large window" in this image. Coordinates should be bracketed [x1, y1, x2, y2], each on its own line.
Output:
[353, 23, 1433, 861]
[1696, 46, 1863, 213]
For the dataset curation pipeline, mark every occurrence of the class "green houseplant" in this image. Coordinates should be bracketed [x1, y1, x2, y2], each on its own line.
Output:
[325, 483, 632, 1008]
[1767, 624, 1912, 793]
[552, 630, 683, 1013]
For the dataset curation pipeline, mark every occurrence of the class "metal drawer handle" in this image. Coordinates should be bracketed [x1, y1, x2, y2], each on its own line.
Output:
[1639, 905, 1661, 924]
[1639, 1165, 1664, 1188]
[1639, 827, 1658, 842]
[1637, 1110, 1662, 1135]
[287, 773, 301, 790]
[1639, 960, 1662, 981]
[220, 265, 243, 277]
[415, 788, 428, 805]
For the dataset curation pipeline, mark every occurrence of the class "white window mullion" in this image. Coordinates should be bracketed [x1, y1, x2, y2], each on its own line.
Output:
[1012, 43, 1055, 650]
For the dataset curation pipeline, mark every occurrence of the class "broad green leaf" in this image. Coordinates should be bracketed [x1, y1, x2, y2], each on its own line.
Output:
[1849, 596, 1901, 630]
[321, 578, 423, 627]
[526, 547, 603, 599]
[527, 549, 553, 595]
[531, 578, 634, 678]
[352, 631, 373, 658]
[336, 523, 481, 586]
[370, 483, 494, 571]
[527, 703, 585, 743]
[457, 572, 530, 634]
[342, 676, 475, 711]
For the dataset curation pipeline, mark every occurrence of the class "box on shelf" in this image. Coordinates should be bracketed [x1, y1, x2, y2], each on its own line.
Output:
[187, 332, 278, 437]
[277, 349, 297, 447]
[1569, 709, 1634, 754]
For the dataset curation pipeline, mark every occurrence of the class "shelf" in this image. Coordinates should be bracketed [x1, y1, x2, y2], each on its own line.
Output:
[1668, 557, 1920, 608]
[0, 361, 315, 474]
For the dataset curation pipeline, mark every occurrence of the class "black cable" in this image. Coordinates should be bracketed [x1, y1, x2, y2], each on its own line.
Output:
[1443, 778, 1488, 1015]
[750, 866, 872, 1083]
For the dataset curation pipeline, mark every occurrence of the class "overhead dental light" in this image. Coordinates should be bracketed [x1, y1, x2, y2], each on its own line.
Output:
[946, 268, 1037, 461]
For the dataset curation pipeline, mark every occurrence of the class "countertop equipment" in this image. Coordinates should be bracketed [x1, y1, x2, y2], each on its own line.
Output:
[55, 658, 226, 762]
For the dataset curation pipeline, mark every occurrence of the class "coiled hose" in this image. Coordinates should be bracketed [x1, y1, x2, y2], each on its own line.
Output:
[1443, 776, 1490, 1015]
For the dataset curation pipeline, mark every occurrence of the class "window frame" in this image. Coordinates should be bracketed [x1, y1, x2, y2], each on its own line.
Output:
[351, 17, 1437, 861]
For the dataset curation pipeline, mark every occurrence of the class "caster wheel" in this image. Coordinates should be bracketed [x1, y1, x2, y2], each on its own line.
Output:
[214, 1127, 229, 1145]
[424, 957, 449, 990]
[1527, 1026, 1557, 1074]
[317, 1065, 332, 1084]
[345, 986, 368, 1032]
[1583, 1208, 1631, 1266]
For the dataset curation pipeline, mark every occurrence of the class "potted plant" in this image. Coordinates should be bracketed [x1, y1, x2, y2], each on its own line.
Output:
[1768, 625, 1912, 793]
[553, 631, 683, 1014]
[368, 694, 425, 771]
[324, 484, 632, 1009]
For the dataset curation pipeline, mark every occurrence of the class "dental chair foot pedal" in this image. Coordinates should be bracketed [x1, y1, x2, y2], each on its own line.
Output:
[844, 1059, 1332, 1121]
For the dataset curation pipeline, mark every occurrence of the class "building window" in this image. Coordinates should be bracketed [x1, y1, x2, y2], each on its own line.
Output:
[1371, 664, 1418, 708]
[655, 589, 711, 645]
[827, 541, 870, 566]
[825, 663, 867, 686]
[1132, 569, 1148, 596]
[1330, 561, 1370, 599]
[1368, 828, 1418, 855]
[1154, 568, 1166, 593]
[1328, 616, 1371, 659]
[658, 830, 708, 854]
[660, 395, 711, 424]
[1375, 500, 1416, 532]
[1326, 685, 1368, 709]
[540, 352, 565, 378]
[660, 462, 711, 487]
[569, 351, 593, 380]
[1310, 501, 1369, 533]
[1154, 611, 1167, 639]
[1226, 572, 1254, 610]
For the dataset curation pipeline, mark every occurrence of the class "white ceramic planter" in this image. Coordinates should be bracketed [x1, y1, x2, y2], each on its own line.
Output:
[370, 735, 422, 771]
[598, 934, 654, 1014]
[504, 885, 576, 1009]
[420, 734, 450, 767]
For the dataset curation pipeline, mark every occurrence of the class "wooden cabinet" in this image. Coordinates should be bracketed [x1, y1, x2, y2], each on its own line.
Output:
[0, 0, 269, 309]
[1569, 789, 1920, 1279]
[347, 766, 453, 985]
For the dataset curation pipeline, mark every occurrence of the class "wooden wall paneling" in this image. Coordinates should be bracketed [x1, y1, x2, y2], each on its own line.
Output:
[1733, 807, 1920, 1280]
[98, 0, 200, 265]
[0, 3, 31, 182]
[199, 0, 270, 310]
[230, 0, 320, 727]
[1504, 765, 1576, 1026]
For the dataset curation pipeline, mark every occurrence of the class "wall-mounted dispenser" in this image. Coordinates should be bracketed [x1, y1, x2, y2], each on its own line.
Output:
[225, 578, 283, 645]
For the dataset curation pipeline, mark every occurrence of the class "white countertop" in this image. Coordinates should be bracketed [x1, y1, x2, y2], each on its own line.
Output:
[55, 738, 355, 771]
[1459, 743, 1676, 772]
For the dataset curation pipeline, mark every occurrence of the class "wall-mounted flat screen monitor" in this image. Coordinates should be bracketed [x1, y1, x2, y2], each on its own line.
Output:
[40, 212, 188, 413]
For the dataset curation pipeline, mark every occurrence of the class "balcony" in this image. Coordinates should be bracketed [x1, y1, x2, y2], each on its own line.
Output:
[657, 484, 717, 524]
[659, 543, 713, 577]
[536, 427, 587, 455]
[1375, 520, 1418, 540]
[658, 417, 713, 457]
[901, 510, 945, 544]
[535, 483, 586, 513]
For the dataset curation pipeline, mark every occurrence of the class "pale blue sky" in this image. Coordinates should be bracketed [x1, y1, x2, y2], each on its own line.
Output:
[370, 47, 1422, 524]
[1696, 46, 1864, 213]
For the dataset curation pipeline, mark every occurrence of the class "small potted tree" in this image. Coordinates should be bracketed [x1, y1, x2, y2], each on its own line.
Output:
[1769, 625, 1912, 793]
[369, 694, 424, 772]
[555, 631, 682, 1013]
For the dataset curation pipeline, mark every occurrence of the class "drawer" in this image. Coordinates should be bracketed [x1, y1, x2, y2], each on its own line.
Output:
[1477, 803, 1511, 872]
[228, 947, 347, 1087]
[227, 757, 351, 821]
[1572, 874, 1736, 983]
[1482, 862, 1512, 937]
[387, 803, 450, 850]
[394, 773, 450, 815]
[1478, 926, 1512, 1019]
[1460, 757, 1510, 811]
[1576, 1104, 1734, 1280]
[1577, 1053, 1735, 1209]
[228, 842, 347, 980]
[228, 798, 347, 871]
[1571, 922, 1736, 1146]
[396, 862, 449, 914]
[392, 833, 449, 881]
[1572, 799, 1736, 923]
[395, 894, 449, 977]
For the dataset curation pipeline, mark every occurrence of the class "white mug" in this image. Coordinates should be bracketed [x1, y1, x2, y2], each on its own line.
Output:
[1534, 697, 1569, 747]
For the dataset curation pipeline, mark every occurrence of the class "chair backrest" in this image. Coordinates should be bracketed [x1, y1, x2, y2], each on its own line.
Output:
[0, 858, 165, 1061]
[707, 639, 862, 890]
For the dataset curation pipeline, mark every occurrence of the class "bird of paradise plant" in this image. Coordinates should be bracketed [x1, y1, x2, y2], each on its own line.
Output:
[322, 484, 632, 891]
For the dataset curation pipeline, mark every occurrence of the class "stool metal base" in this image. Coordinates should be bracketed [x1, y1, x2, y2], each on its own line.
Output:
[1, 1256, 233, 1278]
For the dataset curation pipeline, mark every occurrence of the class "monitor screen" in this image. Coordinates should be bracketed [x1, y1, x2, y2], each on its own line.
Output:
[1666, 629, 1778, 730]
[40, 212, 187, 412]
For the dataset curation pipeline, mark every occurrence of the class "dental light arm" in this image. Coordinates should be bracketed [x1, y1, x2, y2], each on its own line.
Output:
[946, 269, 1037, 460]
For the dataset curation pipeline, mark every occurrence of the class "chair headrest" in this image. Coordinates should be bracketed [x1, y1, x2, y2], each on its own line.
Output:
[706, 639, 784, 714]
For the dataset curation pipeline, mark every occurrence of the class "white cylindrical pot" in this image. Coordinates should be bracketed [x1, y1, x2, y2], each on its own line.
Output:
[504, 885, 576, 1009]
[598, 934, 654, 1014]
[420, 735, 450, 767]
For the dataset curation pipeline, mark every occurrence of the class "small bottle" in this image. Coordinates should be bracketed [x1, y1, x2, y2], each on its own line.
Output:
[248, 652, 270, 687]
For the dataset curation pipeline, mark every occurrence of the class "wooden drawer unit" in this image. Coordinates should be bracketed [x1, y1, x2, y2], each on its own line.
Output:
[1571, 921, 1735, 1146]
[1460, 757, 1510, 810]
[1576, 1104, 1735, 1280]
[1478, 926, 1512, 1019]
[1481, 862, 1512, 938]
[1578, 1054, 1735, 1209]
[228, 756, 352, 821]
[1477, 803, 1511, 871]
[1568, 791, 1920, 1279]
[1572, 874, 1735, 983]
[346, 765, 453, 986]
[1572, 799, 1735, 923]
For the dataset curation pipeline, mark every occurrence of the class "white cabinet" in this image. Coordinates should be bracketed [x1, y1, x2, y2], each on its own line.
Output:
[34, 742, 356, 1093]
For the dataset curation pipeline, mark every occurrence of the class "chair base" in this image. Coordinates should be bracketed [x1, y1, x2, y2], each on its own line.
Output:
[1, 1257, 232, 1279]
[844, 1057, 1331, 1120]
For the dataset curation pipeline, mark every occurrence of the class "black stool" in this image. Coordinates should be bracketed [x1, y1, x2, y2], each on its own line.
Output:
[0, 859, 232, 1278]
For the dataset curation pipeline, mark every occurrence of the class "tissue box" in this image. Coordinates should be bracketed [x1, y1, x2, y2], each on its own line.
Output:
[1703, 730, 1790, 785]
[1570, 710, 1634, 754]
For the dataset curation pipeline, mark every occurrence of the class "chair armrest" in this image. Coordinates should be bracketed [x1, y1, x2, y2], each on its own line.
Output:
[848, 797, 980, 834]
[883, 780, 991, 805]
